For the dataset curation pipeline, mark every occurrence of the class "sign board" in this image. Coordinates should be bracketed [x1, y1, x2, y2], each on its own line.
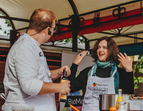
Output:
[62, 51, 94, 72]
[65, 96, 83, 107]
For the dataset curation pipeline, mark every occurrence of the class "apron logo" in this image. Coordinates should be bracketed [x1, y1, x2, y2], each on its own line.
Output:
[93, 83, 97, 87]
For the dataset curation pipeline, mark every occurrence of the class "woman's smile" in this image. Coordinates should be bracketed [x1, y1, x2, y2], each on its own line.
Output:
[97, 40, 108, 62]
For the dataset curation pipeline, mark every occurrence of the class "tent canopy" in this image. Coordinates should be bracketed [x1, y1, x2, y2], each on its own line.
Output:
[0, 0, 133, 29]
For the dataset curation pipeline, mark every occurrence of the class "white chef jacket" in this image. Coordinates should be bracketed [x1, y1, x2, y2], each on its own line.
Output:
[2, 33, 53, 108]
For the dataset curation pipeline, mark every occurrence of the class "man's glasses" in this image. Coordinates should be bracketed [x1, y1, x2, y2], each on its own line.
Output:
[50, 27, 57, 33]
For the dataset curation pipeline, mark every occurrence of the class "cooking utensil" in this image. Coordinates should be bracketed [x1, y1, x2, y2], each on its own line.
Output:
[70, 104, 80, 111]
[99, 94, 132, 111]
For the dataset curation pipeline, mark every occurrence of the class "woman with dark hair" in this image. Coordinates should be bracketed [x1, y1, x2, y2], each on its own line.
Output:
[68, 36, 134, 111]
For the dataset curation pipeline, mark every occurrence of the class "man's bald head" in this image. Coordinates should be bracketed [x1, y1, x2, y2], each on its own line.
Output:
[29, 8, 58, 33]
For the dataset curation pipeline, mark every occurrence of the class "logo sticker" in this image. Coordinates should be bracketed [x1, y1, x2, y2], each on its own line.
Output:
[93, 83, 97, 87]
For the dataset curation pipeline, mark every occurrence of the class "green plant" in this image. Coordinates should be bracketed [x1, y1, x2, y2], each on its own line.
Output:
[0, 11, 11, 35]
[58, 35, 85, 44]
[133, 55, 143, 89]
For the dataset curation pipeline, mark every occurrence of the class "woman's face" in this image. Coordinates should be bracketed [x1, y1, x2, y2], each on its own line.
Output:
[97, 40, 109, 62]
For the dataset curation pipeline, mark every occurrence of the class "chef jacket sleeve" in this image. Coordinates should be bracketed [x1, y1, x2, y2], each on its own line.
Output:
[14, 46, 43, 96]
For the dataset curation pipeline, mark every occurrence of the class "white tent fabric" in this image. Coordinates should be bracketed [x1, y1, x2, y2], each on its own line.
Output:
[0, 0, 132, 29]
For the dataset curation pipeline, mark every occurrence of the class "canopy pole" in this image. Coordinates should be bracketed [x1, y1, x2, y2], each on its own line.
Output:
[72, 30, 78, 52]
[68, 0, 79, 52]
[10, 30, 17, 47]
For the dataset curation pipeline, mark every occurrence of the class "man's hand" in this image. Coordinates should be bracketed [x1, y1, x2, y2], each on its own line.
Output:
[38, 81, 70, 95]
[50, 66, 71, 81]
[58, 66, 71, 77]
[58, 80, 71, 95]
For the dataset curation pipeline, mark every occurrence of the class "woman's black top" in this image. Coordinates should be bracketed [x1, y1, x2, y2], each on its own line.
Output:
[68, 63, 134, 97]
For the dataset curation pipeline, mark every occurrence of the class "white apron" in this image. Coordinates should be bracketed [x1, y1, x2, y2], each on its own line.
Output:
[82, 66, 117, 111]
[1, 53, 56, 111]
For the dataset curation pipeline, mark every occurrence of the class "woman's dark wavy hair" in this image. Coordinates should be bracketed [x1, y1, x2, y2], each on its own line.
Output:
[91, 36, 120, 65]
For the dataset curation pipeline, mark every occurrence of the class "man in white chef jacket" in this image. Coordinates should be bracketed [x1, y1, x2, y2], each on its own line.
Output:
[1, 8, 71, 111]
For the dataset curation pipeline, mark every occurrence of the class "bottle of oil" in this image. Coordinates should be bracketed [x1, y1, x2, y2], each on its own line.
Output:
[116, 89, 124, 110]
[59, 69, 68, 102]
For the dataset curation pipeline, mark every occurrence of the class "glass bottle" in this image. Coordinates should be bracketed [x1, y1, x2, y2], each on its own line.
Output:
[59, 69, 68, 102]
[117, 102, 127, 111]
[116, 89, 124, 110]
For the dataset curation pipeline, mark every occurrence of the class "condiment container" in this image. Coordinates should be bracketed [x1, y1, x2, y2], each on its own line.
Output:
[116, 89, 124, 110]
[59, 69, 68, 102]
[117, 102, 127, 111]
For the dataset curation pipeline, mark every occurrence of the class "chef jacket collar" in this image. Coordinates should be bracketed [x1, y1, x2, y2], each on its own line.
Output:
[22, 33, 40, 47]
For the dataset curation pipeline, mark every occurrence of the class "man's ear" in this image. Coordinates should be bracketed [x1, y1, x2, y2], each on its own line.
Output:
[44, 27, 49, 35]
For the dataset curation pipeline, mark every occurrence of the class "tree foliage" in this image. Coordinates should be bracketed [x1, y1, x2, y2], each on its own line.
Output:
[0, 11, 11, 35]
[133, 55, 143, 89]
[58, 35, 85, 44]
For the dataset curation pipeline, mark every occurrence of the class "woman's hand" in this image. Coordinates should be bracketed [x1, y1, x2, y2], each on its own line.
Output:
[74, 50, 88, 65]
[117, 52, 133, 72]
